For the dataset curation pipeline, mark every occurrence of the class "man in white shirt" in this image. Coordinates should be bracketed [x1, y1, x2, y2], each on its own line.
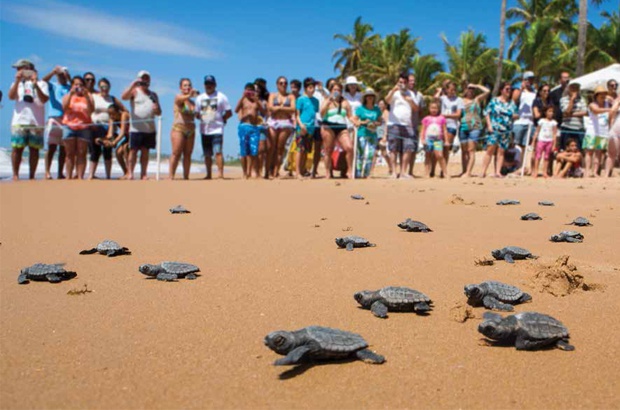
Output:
[512, 71, 537, 150]
[195, 75, 232, 179]
[386, 73, 419, 179]
[8, 59, 49, 180]
[407, 74, 424, 176]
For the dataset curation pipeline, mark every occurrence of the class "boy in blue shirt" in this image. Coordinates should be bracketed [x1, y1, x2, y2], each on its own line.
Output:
[42, 66, 71, 179]
[295, 78, 319, 179]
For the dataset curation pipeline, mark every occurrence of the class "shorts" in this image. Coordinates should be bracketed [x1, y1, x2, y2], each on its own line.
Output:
[459, 129, 481, 143]
[116, 136, 128, 148]
[535, 140, 553, 160]
[582, 134, 608, 151]
[90, 125, 112, 162]
[202, 134, 223, 157]
[322, 121, 348, 133]
[172, 123, 196, 139]
[11, 125, 44, 149]
[425, 139, 444, 152]
[559, 128, 584, 151]
[267, 118, 294, 130]
[387, 124, 417, 153]
[486, 131, 511, 150]
[513, 123, 534, 146]
[257, 125, 267, 142]
[45, 116, 64, 145]
[238, 123, 260, 157]
[295, 125, 316, 152]
[446, 127, 457, 137]
[129, 132, 156, 150]
[64, 127, 92, 142]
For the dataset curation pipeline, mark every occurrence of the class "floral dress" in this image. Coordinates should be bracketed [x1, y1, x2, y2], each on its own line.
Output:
[484, 97, 517, 149]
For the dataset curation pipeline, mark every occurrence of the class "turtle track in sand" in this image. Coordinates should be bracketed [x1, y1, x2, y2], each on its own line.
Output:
[529, 255, 604, 296]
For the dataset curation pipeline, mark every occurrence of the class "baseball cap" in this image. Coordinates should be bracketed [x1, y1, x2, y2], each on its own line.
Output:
[137, 70, 151, 78]
[12, 58, 34, 69]
[523, 71, 535, 80]
[204, 75, 216, 84]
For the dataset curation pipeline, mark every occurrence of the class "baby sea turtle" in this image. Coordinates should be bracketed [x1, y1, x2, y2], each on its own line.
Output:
[138, 261, 200, 281]
[538, 201, 555, 206]
[264, 326, 385, 366]
[169, 205, 191, 214]
[397, 218, 433, 233]
[464, 281, 532, 311]
[496, 199, 520, 205]
[350, 194, 365, 200]
[335, 236, 376, 251]
[491, 246, 538, 263]
[566, 217, 592, 227]
[521, 213, 542, 221]
[354, 286, 432, 318]
[550, 231, 584, 243]
[80, 240, 131, 257]
[18, 263, 77, 284]
[478, 311, 574, 351]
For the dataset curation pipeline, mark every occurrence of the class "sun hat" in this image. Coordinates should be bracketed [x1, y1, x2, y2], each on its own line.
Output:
[523, 71, 535, 80]
[12, 59, 34, 69]
[344, 76, 362, 89]
[362, 88, 377, 99]
[593, 85, 608, 96]
[137, 70, 151, 78]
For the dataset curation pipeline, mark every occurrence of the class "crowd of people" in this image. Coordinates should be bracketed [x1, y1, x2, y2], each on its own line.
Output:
[6, 58, 620, 181]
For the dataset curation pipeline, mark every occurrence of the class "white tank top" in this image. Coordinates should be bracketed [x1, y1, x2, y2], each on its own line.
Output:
[130, 88, 156, 133]
[91, 93, 114, 124]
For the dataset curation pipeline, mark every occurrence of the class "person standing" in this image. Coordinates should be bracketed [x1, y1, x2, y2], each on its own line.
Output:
[420, 101, 449, 178]
[459, 83, 489, 177]
[435, 81, 464, 174]
[320, 81, 354, 178]
[235, 83, 266, 179]
[41, 65, 70, 179]
[386, 73, 419, 179]
[267, 76, 296, 178]
[90, 78, 125, 179]
[583, 86, 611, 177]
[195, 75, 232, 179]
[121, 70, 161, 180]
[559, 82, 587, 151]
[353, 88, 382, 178]
[531, 106, 558, 178]
[294, 78, 320, 179]
[62, 76, 94, 179]
[549, 71, 570, 126]
[8, 59, 49, 180]
[169, 78, 197, 180]
[406, 74, 424, 177]
[511, 71, 537, 174]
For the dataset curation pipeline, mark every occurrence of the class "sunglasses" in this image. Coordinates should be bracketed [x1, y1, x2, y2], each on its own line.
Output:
[278, 81, 287, 85]
[85, 78, 95, 82]
[610, 83, 618, 88]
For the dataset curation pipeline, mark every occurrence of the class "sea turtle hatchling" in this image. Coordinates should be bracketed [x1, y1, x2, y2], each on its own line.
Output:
[491, 246, 538, 263]
[350, 194, 365, 200]
[264, 326, 385, 365]
[18, 263, 77, 284]
[169, 205, 191, 214]
[496, 199, 521, 205]
[138, 261, 200, 281]
[521, 213, 542, 221]
[538, 200, 555, 206]
[354, 286, 432, 318]
[566, 217, 592, 227]
[550, 231, 584, 243]
[478, 311, 574, 351]
[397, 218, 433, 233]
[335, 236, 376, 251]
[80, 240, 131, 257]
[464, 281, 532, 311]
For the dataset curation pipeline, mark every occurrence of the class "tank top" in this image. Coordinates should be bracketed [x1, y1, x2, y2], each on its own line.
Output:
[62, 95, 91, 130]
[130, 88, 156, 133]
[324, 105, 347, 125]
[173, 100, 195, 127]
[91, 93, 114, 124]
[584, 104, 609, 138]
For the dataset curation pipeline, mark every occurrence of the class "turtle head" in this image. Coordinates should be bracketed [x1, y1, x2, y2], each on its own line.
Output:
[138, 264, 161, 276]
[354, 291, 374, 308]
[464, 284, 482, 301]
[335, 238, 345, 248]
[478, 312, 510, 341]
[550, 234, 562, 242]
[264, 330, 295, 355]
[491, 249, 502, 260]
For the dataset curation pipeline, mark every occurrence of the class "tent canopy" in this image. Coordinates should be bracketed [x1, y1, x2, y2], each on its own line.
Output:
[570, 63, 620, 91]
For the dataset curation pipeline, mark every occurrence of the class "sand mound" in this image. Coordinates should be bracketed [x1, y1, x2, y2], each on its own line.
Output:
[450, 301, 476, 323]
[447, 194, 475, 205]
[530, 255, 602, 296]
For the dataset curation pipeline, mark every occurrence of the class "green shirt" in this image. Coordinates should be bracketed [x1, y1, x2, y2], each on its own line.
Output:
[355, 105, 382, 138]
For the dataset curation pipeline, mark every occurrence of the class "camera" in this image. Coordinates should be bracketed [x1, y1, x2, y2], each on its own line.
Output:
[21, 69, 35, 81]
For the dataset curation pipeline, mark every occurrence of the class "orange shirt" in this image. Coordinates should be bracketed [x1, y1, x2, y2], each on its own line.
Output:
[63, 95, 92, 130]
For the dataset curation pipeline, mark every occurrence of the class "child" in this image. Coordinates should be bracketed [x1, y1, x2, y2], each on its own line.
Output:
[554, 138, 583, 178]
[295, 78, 319, 179]
[235, 83, 266, 179]
[420, 101, 449, 178]
[531, 106, 557, 178]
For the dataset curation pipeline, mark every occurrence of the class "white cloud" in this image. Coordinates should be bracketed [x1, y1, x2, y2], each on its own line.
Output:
[2, 0, 216, 59]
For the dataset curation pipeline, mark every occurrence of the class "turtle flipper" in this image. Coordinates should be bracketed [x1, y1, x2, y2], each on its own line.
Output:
[504, 254, 515, 263]
[368, 243, 377, 247]
[79, 248, 98, 255]
[515, 335, 554, 350]
[18, 273, 29, 284]
[186, 273, 197, 280]
[370, 301, 388, 318]
[346, 242, 354, 251]
[565, 237, 581, 243]
[356, 348, 385, 364]
[274, 346, 311, 366]
[414, 302, 431, 313]
[156, 272, 178, 281]
[556, 339, 575, 351]
[519, 293, 533, 304]
[46, 274, 62, 283]
[482, 296, 514, 312]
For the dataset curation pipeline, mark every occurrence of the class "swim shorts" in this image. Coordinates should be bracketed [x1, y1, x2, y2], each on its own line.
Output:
[238, 123, 260, 157]
[202, 134, 223, 157]
[11, 125, 44, 149]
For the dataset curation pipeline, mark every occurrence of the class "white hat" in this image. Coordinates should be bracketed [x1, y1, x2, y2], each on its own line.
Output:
[137, 70, 151, 78]
[344, 76, 362, 87]
[523, 71, 535, 80]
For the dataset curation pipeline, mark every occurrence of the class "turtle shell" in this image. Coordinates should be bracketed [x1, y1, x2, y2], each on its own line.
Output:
[505, 246, 532, 257]
[571, 217, 591, 226]
[25, 263, 67, 277]
[560, 231, 583, 238]
[515, 312, 570, 340]
[160, 262, 200, 275]
[97, 240, 123, 252]
[305, 326, 368, 354]
[481, 281, 525, 302]
[538, 201, 555, 206]
[521, 213, 541, 220]
[378, 286, 431, 308]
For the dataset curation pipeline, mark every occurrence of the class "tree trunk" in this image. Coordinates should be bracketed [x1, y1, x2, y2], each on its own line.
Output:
[493, 0, 507, 95]
[576, 0, 588, 76]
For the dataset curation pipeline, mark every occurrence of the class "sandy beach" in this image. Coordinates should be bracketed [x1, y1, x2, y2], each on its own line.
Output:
[1, 169, 619, 409]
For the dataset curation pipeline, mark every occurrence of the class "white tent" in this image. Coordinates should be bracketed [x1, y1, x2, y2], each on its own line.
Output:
[570, 63, 620, 91]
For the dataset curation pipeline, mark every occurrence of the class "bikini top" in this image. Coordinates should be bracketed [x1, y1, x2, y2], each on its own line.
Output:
[273, 94, 291, 107]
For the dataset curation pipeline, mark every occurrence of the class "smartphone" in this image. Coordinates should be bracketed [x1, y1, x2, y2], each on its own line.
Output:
[22, 69, 34, 80]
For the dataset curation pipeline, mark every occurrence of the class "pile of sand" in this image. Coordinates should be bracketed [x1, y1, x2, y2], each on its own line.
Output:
[449, 301, 476, 323]
[530, 255, 601, 296]
[447, 194, 475, 205]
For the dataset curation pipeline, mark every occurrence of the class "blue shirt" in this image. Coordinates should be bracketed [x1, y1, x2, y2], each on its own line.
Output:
[355, 105, 382, 138]
[47, 81, 70, 118]
[296, 95, 319, 126]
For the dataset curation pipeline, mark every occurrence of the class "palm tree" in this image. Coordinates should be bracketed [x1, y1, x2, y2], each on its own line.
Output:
[410, 54, 444, 95]
[596, 11, 620, 63]
[441, 30, 499, 89]
[576, 0, 604, 75]
[494, 0, 508, 95]
[332, 17, 376, 77]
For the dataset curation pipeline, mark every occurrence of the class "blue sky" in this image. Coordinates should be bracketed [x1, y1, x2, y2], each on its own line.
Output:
[0, 0, 614, 158]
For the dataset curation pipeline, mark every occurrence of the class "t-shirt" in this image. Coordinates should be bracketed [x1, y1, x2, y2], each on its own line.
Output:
[47, 81, 69, 118]
[560, 96, 587, 130]
[195, 91, 231, 135]
[410, 90, 425, 128]
[388, 89, 414, 127]
[584, 104, 609, 138]
[344, 92, 362, 114]
[537, 118, 557, 142]
[355, 105, 382, 138]
[440, 95, 464, 129]
[296, 95, 319, 127]
[422, 115, 447, 141]
[549, 85, 566, 124]
[130, 88, 157, 133]
[532, 97, 554, 126]
[460, 99, 483, 131]
[11, 80, 49, 127]
[514, 89, 536, 125]
[484, 97, 518, 133]
[92, 93, 115, 124]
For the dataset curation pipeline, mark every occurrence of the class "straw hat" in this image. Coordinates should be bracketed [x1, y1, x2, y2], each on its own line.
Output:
[593, 85, 608, 96]
[362, 88, 377, 100]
